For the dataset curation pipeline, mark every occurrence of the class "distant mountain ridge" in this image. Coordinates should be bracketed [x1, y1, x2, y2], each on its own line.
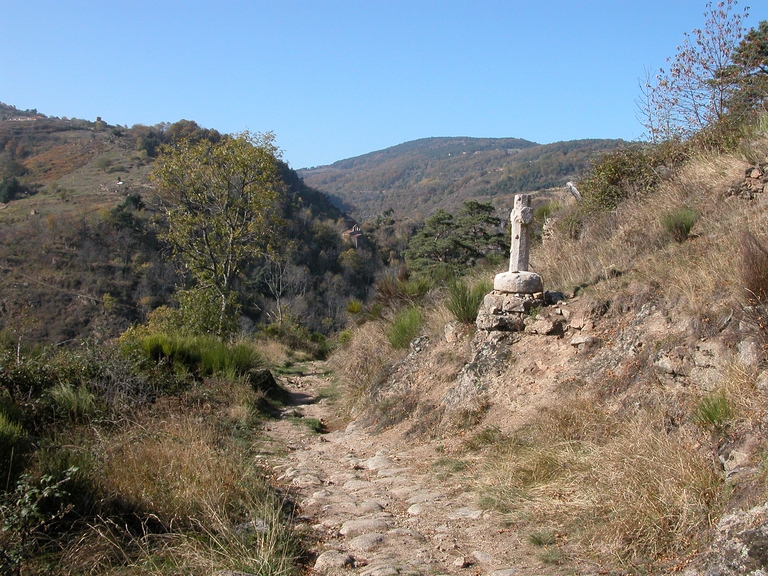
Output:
[299, 136, 626, 220]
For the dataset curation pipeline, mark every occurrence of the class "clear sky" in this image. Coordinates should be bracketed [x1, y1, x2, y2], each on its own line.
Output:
[1, 1, 764, 169]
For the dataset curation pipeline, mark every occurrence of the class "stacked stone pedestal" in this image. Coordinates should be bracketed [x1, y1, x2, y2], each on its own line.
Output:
[476, 278, 544, 332]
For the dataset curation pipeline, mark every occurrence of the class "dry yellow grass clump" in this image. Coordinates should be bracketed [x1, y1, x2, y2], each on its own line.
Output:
[475, 396, 725, 567]
[533, 151, 754, 310]
[22, 375, 301, 576]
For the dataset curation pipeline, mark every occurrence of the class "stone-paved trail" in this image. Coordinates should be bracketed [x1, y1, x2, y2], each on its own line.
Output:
[261, 363, 581, 576]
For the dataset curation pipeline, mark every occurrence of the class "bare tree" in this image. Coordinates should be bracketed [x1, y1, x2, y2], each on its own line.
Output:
[639, 0, 749, 141]
[262, 254, 308, 326]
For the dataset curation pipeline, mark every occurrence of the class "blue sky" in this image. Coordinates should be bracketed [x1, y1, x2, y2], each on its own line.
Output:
[1, 1, 764, 169]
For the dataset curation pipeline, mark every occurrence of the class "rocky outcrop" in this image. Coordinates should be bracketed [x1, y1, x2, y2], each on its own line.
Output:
[725, 164, 768, 199]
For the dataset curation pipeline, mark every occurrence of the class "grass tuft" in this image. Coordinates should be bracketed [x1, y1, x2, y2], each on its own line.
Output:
[529, 529, 557, 546]
[446, 278, 492, 324]
[386, 306, 423, 349]
[662, 206, 698, 242]
[48, 383, 99, 423]
[693, 389, 733, 432]
[741, 231, 768, 305]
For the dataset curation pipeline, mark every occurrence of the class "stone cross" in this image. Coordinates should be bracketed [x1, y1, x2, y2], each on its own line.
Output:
[493, 193, 542, 294]
[509, 194, 534, 272]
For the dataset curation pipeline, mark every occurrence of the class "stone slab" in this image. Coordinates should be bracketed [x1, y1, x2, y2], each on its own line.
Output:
[494, 271, 543, 294]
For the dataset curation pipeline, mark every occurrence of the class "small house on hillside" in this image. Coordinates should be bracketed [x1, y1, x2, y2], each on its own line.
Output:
[342, 224, 365, 248]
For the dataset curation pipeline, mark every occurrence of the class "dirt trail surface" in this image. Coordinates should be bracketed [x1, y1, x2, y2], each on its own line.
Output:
[262, 362, 583, 576]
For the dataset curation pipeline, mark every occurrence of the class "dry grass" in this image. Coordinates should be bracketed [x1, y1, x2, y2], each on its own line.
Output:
[478, 402, 723, 568]
[252, 338, 292, 368]
[328, 321, 400, 416]
[717, 361, 768, 426]
[25, 376, 301, 576]
[533, 151, 750, 314]
[584, 416, 723, 564]
[102, 417, 246, 524]
[422, 301, 455, 339]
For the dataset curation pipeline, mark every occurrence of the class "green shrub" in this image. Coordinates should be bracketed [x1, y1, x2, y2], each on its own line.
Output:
[262, 323, 330, 359]
[662, 206, 698, 242]
[387, 306, 423, 349]
[338, 329, 353, 345]
[534, 200, 561, 225]
[346, 299, 363, 315]
[693, 390, 733, 432]
[0, 412, 27, 490]
[138, 333, 264, 378]
[529, 529, 557, 546]
[552, 210, 585, 240]
[375, 274, 433, 310]
[578, 141, 689, 212]
[0, 177, 30, 203]
[0, 466, 78, 574]
[48, 384, 99, 423]
[446, 279, 492, 324]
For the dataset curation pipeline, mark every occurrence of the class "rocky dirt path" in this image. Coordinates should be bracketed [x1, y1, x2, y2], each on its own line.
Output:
[261, 362, 590, 576]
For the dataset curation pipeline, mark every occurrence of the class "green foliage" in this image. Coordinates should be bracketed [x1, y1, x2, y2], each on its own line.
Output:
[137, 333, 264, 379]
[404, 200, 506, 273]
[0, 411, 27, 491]
[262, 322, 330, 359]
[301, 417, 325, 434]
[152, 131, 282, 337]
[0, 342, 159, 422]
[533, 200, 560, 225]
[1, 158, 28, 180]
[446, 278, 492, 324]
[346, 299, 363, 315]
[0, 177, 29, 203]
[694, 390, 733, 432]
[338, 329, 353, 345]
[0, 467, 76, 574]
[386, 306, 423, 349]
[176, 285, 241, 339]
[729, 20, 768, 121]
[375, 274, 433, 311]
[662, 206, 698, 242]
[529, 529, 557, 547]
[578, 141, 689, 212]
[48, 384, 98, 424]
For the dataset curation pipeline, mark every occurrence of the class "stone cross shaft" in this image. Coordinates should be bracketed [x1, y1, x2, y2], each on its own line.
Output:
[509, 194, 534, 272]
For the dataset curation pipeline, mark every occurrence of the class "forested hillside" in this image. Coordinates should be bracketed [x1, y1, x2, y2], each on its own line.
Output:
[299, 136, 625, 220]
[0, 103, 376, 345]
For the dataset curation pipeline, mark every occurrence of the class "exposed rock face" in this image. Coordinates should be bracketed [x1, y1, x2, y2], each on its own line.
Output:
[687, 503, 768, 575]
[440, 331, 516, 425]
[475, 291, 544, 331]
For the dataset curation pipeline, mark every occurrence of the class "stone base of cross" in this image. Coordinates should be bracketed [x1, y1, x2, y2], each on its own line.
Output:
[493, 270, 543, 293]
